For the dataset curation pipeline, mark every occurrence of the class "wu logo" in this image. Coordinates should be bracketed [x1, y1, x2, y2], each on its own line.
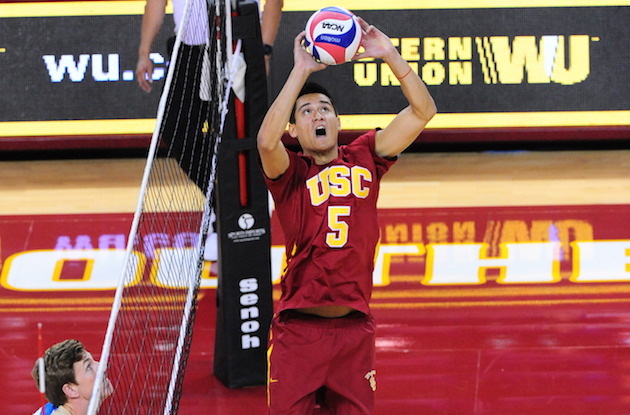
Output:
[474, 35, 591, 85]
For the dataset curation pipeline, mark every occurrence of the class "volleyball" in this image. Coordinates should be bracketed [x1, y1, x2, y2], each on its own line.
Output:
[304, 7, 362, 65]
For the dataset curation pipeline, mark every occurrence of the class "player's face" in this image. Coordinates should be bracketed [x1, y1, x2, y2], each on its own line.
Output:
[72, 352, 113, 402]
[289, 93, 340, 155]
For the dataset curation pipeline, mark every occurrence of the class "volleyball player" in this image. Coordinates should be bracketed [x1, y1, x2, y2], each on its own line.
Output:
[32, 339, 112, 415]
[257, 17, 436, 414]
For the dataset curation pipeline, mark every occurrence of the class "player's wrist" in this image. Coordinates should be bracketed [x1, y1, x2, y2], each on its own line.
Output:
[380, 47, 401, 64]
[290, 65, 313, 82]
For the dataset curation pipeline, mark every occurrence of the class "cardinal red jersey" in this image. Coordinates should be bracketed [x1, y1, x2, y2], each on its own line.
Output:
[264, 129, 396, 315]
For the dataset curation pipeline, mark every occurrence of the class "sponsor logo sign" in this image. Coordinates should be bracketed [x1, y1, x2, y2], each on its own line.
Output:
[0, 1, 627, 140]
[1, 205, 628, 311]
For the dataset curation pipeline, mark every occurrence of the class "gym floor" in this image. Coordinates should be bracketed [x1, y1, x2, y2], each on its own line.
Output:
[1, 148, 630, 414]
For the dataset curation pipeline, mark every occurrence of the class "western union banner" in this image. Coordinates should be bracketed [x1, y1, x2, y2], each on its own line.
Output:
[0, 1, 628, 140]
[269, 1, 629, 130]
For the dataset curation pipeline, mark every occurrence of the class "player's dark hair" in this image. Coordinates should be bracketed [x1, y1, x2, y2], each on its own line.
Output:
[289, 82, 337, 124]
[32, 339, 85, 407]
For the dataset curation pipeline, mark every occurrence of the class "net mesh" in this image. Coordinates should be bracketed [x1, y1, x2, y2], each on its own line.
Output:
[88, 0, 231, 413]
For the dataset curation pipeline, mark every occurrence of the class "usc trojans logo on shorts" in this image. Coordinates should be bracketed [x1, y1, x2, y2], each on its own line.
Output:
[365, 370, 377, 392]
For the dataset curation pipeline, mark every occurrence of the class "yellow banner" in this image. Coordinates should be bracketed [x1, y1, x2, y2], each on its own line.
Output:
[276, 0, 629, 11]
[0, 1, 173, 17]
[1, 110, 628, 137]
[1, 0, 627, 18]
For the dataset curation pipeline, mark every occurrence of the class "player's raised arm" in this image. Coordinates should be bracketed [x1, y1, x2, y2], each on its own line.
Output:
[257, 31, 326, 179]
[354, 17, 437, 158]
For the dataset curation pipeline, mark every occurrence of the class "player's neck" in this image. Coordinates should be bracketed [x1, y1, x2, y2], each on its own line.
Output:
[58, 403, 76, 415]
[306, 147, 339, 165]
[61, 400, 87, 415]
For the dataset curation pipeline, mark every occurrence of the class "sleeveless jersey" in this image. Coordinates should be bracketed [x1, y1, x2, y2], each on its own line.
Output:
[264, 129, 396, 315]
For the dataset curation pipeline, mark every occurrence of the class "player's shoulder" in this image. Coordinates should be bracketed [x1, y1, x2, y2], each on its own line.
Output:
[346, 128, 379, 147]
[33, 402, 56, 415]
[341, 129, 379, 155]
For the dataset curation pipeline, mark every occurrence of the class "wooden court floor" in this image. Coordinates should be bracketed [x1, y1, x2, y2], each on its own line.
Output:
[2, 148, 630, 414]
[2, 149, 630, 214]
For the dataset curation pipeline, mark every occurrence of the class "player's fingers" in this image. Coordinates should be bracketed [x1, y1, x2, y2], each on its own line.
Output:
[137, 72, 152, 93]
[356, 16, 369, 32]
[295, 30, 306, 45]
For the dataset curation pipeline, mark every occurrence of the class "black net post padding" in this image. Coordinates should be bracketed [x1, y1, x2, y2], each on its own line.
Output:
[213, 0, 274, 389]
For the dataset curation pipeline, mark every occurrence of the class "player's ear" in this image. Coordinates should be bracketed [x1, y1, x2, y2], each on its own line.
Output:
[62, 382, 79, 399]
[288, 123, 298, 139]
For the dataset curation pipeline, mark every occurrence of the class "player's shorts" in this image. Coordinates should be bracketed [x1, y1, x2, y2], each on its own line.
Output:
[267, 310, 376, 415]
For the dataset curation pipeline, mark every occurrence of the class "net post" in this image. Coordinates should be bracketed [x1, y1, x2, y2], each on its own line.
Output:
[213, 0, 273, 388]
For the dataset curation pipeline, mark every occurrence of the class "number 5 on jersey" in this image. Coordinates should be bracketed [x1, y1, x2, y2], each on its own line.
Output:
[326, 206, 351, 248]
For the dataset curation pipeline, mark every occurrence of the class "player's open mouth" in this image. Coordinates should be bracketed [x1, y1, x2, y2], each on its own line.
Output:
[315, 126, 326, 136]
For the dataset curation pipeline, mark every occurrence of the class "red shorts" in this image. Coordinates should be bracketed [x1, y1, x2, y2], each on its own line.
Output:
[267, 310, 376, 415]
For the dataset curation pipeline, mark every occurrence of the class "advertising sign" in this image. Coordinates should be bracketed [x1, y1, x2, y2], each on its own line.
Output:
[0, 1, 173, 143]
[0, 1, 628, 146]
[2, 204, 629, 307]
[269, 1, 630, 134]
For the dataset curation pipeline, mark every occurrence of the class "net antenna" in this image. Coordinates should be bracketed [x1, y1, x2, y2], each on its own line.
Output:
[88, 0, 237, 413]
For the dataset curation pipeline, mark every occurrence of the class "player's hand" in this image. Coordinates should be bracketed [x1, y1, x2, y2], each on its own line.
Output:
[136, 55, 154, 93]
[353, 17, 397, 61]
[294, 31, 327, 74]
[101, 377, 114, 400]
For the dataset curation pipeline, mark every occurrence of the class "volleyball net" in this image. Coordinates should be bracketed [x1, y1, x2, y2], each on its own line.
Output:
[87, 0, 243, 413]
